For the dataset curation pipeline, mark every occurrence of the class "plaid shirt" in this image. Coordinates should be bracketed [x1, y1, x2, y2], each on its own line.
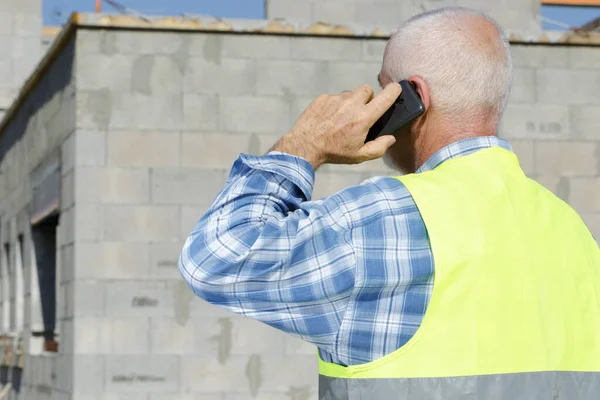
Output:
[179, 136, 513, 366]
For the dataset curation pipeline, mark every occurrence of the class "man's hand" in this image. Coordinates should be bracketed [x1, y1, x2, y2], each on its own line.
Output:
[271, 82, 402, 170]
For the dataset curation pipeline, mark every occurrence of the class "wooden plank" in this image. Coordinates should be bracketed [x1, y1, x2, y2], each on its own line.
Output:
[542, 0, 600, 6]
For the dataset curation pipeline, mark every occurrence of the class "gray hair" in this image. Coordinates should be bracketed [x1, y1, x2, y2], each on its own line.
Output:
[382, 7, 513, 123]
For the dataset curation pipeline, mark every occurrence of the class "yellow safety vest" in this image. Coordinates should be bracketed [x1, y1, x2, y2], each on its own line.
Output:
[318, 147, 600, 400]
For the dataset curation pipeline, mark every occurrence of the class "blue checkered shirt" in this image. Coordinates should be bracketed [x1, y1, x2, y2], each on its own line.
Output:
[179, 136, 513, 366]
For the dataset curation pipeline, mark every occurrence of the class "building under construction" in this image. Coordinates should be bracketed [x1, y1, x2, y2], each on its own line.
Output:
[1, 0, 600, 399]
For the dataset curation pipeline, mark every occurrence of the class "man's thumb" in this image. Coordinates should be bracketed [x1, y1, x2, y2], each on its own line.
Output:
[358, 135, 397, 161]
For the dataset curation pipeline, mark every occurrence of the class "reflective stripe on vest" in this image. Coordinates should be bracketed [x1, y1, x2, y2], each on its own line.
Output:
[319, 372, 600, 400]
[318, 147, 600, 399]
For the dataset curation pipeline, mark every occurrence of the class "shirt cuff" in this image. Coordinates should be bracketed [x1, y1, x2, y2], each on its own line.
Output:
[236, 152, 315, 200]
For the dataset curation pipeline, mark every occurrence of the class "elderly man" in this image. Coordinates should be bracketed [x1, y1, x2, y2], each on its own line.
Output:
[179, 7, 600, 400]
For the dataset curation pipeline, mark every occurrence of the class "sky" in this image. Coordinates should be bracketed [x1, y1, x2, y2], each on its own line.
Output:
[43, 1, 600, 31]
[43, 0, 266, 25]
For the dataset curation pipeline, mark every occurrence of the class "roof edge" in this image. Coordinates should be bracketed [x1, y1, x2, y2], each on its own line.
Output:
[2, 12, 600, 137]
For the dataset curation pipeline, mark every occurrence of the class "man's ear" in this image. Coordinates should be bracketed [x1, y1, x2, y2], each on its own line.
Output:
[408, 75, 430, 112]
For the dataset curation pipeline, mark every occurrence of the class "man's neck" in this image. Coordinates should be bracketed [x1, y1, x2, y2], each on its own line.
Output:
[413, 119, 497, 171]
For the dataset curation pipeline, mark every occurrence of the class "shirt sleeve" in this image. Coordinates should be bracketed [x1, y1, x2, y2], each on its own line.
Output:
[178, 152, 356, 350]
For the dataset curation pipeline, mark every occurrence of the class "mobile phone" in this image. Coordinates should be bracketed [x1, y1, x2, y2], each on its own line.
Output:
[365, 80, 425, 143]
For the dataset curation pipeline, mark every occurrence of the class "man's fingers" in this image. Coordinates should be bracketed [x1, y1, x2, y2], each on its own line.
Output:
[365, 82, 402, 124]
[352, 84, 375, 104]
[357, 134, 397, 161]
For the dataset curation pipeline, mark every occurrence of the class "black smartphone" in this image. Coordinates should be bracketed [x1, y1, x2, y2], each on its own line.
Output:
[365, 80, 425, 143]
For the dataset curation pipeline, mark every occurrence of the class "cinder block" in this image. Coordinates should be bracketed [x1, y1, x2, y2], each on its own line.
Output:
[131, 55, 184, 95]
[109, 92, 183, 130]
[104, 394, 151, 400]
[313, 2, 358, 25]
[285, 335, 316, 356]
[105, 356, 179, 393]
[499, 104, 568, 139]
[291, 37, 362, 61]
[13, 13, 41, 36]
[313, 171, 368, 199]
[74, 204, 105, 241]
[260, 355, 317, 391]
[76, 130, 106, 166]
[104, 205, 179, 242]
[256, 134, 281, 155]
[105, 281, 176, 317]
[535, 141, 597, 177]
[75, 29, 105, 54]
[533, 176, 567, 201]
[508, 139, 535, 175]
[76, 54, 134, 92]
[569, 47, 600, 69]
[256, 59, 328, 97]
[180, 206, 210, 240]
[363, 40, 387, 62]
[267, 0, 313, 22]
[187, 34, 221, 61]
[151, 168, 228, 205]
[150, 241, 185, 280]
[508, 68, 536, 104]
[76, 242, 150, 280]
[569, 106, 600, 140]
[72, 355, 105, 394]
[60, 244, 75, 283]
[580, 213, 600, 239]
[189, 297, 236, 318]
[326, 62, 381, 94]
[76, 89, 113, 130]
[76, 167, 150, 204]
[223, 392, 317, 400]
[150, 395, 220, 400]
[183, 58, 255, 95]
[72, 280, 106, 317]
[149, 317, 200, 355]
[222, 35, 292, 60]
[59, 206, 75, 245]
[181, 132, 250, 168]
[569, 177, 600, 213]
[229, 317, 286, 356]
[219, 96, 290, 134]
[61, 170, 74, 209]
[54, 354, 74, 393]
[109, 317, 152, 355]
[179, 356, 247, 393]
[511, 46, 567, 68]
[183, 94, 218, 131]
[0, 12, 14, 35]
[354, 2, 410, 30]
[0, 60, 13, 87]
[73, 317, 111, 354]
[61, 133, 75, 175]
[107, 131, 180, 167]
[536, 69, 600, 105]
[101, 30, 188, 55]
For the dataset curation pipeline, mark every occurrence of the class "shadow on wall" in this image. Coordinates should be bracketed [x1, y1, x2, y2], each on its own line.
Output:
[0, 35, 75, 167]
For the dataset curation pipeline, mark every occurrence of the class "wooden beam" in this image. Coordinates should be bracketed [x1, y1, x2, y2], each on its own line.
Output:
[542, 0, 600, 6]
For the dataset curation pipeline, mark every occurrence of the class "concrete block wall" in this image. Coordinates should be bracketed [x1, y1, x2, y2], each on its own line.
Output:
[70, 28, 350, 399]
[70, 25, 600, 399]
[1, 16, 600, 399]
[0, 0, 42, 118]
[266, 0, 541, 32]
[499, 45, 600, 238]
[0, 36, 76, 399]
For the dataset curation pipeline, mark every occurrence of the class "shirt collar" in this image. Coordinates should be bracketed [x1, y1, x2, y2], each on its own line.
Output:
[416, 136, 512, 173]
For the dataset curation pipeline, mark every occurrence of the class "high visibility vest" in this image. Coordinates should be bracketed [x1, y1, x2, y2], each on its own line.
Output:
[318, 147, 600, 400]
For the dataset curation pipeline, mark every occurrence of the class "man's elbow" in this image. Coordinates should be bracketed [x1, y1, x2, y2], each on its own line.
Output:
[178, 240, 213, 302]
